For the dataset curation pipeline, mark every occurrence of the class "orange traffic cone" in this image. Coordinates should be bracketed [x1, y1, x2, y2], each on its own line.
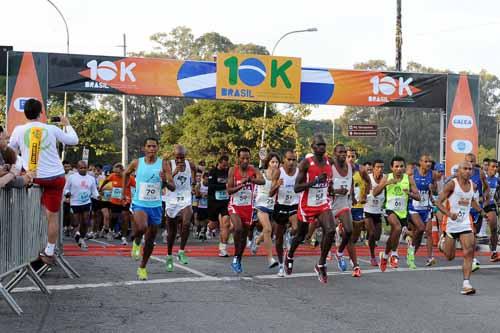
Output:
[431, 215, 439, 246]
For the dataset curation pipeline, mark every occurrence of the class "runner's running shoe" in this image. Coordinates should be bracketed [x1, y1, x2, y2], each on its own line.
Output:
[461, 286, 476, 295]
[219, 249, 229, 257]
[166, 255, 174, 272]
[407, 247, 416, 269]
[177, 252, 189, 265]
[121, 237, 128, 246]
[379, 252, 387, 272]
[137, 267, 148, 281]
[335, 253, 348, 272]
[472, 260, 480, 272]
[284, 251, 294, 275]
[131, 242, 141, 261]
[231, 257, 242, 274]
[425, 257, 437, 267]
[390, 255, 399, 269]
[277, 264, 285, 277]
[79, 239, 88, 251]
[370, 257, 378, 267]
[314, 264, 328, 284]
[268, 258, 279, 269]
[352, 266, 361, 278]
[490, 252, 499, 262]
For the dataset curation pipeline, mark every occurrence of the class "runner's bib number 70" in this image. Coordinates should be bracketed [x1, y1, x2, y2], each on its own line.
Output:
[139, 183, 161, 201]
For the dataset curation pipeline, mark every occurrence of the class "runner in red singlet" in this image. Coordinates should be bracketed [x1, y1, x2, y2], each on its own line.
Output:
[285, 135, 336, 283]
[227, 147, 265, 273]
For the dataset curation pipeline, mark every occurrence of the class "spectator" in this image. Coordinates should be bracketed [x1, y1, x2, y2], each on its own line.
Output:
[9, 98, 79, 265]
[0, 125, 30, 188]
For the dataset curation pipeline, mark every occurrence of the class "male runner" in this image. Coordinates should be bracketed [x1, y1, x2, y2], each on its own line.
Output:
[364, 159, 385, 266]
[484, 159, 500, 261]
[164, 145, 196, 270]
[272, 150, 300, 277]
[194, 172, 210, 241]
[100, 163, 135, 245]
[331, 144, 361, 277]
[63, 161, 99, 250]
[227, 147, 265, 273]
[406, 154, 438, 269]
[435, 161, 485, 295]
[373, 156, 420, 272]
[285, 135, 336, 283]
[465, 153, 489, 271]
[124, 138, 174, 280]
[207, 155, 231, 257]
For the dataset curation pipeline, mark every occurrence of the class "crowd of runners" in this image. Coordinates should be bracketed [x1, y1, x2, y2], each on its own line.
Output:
[59, 134, 500, 296]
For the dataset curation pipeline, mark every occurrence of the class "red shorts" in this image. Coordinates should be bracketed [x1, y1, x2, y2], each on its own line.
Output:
[228, 204, 253, 225]
[33, 176, 66, 213]
[298, 203, 331, 223]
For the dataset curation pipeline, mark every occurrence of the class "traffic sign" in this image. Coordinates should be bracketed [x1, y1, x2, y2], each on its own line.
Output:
[348, 124, 378, 131]
[348, 130, 378, 137]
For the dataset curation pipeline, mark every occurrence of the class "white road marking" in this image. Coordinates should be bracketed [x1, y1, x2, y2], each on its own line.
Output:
[88, 239, 110, 246]
[150, 255, 212, 278]
[11, 264, 500, 293]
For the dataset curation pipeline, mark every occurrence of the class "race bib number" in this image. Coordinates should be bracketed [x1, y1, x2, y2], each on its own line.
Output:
[199, 197, 208, 207]
[102, 190, 112, 201]
[234, 189, 252, 206]
[111, 187, 123, 199]
[413, 191, 429, 209]
[387, 196, 406, 211]
[139, 183, 161, 201]
[78, 192, 90, 202]
[307, 187, 327, 207]
[452, 208, 469, 223]
[175, 192, 190, 205]
[280, 191, 296, 205]
[333, 178, 349, 191]
[215, 190, 229, 201]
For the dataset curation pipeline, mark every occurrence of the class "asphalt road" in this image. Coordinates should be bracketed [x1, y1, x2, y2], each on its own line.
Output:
[1, 238, 500, 333]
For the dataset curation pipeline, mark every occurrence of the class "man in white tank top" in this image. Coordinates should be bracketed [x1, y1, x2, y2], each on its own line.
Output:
[272, 150, 300, 277]
[164, 145, 197, 270]
[331, 144, 361, 277]
[364, 159, 385, 266]
[435, 161, 485, 295]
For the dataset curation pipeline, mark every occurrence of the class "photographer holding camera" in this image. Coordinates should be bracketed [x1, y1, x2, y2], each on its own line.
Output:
[9, 98, 79, 265]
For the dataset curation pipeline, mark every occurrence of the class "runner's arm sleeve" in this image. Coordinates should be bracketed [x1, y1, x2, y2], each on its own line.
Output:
[63, 176, 71, 195]
[7, 128, 19, 150]
[91, 179, 99, 199]
[54, 125, 79, 145]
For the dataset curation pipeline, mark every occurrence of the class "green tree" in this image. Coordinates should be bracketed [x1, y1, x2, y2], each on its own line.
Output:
[63, 107, 120, 163]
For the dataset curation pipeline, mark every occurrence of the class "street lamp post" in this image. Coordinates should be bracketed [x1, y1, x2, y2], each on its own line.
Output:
[259, 28, 318, 164]
[47, 0, 70, 159]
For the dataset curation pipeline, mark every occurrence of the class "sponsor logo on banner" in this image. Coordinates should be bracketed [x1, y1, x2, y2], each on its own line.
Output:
[14, 97, 35, 112]
[451, 115, 473, 129]
[451, 139, 473, 153]
[80, 59, 137, 90]
[368, 75, 419, 103]
[216, 53, 301, 103]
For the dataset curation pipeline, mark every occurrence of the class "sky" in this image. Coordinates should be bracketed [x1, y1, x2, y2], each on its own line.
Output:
[2, 0, 499, 120]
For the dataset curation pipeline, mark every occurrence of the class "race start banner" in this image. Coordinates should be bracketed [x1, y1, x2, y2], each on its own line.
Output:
[216, 53, 301, 103]
[4, 51, 478, 174]
[39, 52, 448, 108]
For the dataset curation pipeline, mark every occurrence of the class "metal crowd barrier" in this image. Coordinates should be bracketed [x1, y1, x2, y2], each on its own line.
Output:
[0, 186, 79, 315]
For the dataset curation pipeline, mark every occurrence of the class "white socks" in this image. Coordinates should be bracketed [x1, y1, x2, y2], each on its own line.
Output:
[463, 279, 472, 289]
[45, 242, 56, 256]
